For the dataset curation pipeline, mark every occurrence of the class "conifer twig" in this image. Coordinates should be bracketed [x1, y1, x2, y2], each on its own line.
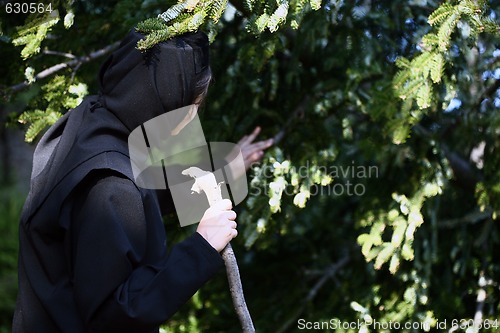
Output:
[7, 42, 120, 93]
[42, 50, 76, 59]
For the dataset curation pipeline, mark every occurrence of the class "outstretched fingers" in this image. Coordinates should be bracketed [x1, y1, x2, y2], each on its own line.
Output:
[238, 126, 261, 146]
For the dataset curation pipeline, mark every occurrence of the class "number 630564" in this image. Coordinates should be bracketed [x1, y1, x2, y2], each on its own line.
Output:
[5, 2, 53, 14]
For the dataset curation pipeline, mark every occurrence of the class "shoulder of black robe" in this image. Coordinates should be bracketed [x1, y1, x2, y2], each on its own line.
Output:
[13, 29, 223, 333]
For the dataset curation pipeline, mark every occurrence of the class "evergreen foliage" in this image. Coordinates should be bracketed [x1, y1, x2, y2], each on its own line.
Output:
[391, 0, 499, 144]
[17, 75, 87, 142]
[136, 0, 322, 50]
[10, 0, 75, 60]
[136, 0, 230, 50]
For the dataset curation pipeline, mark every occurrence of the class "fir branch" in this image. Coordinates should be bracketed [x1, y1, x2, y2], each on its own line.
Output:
[421, 33, 439, 50]
[268, 2, 289, 33]
[209, 0, 228, 23]
[428, 3, 454, 26]
[136, 0, 325, 50]
[429, 53, 444, 83]
[136, 18, 168, 33]
[481, 17, 500, 34]
[392, 0, 500, 139]
[415, 81, 431, 108]
[188, 10, 208, 30]
[137, 0, 224, 51]
[136, 29, 170, 50]
[25, 118, 49, 143]
[394, 57, 411, 69]
[186, 0, 201, 11]
[19, 109, 62, 142]
[247, 13, 270, 34]
[309, 0, 322, 11]
[158, 1, 188, 23]
[289, 0, 309, 28]
[436, 10, 460, 51]
[167, 12, 191, 25]
[12, 10, 60, 59]
[170, 11, 198, 33]
[6, 42, 120, 94]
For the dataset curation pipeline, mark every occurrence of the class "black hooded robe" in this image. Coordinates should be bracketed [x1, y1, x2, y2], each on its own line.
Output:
[12, 30, 224, 333]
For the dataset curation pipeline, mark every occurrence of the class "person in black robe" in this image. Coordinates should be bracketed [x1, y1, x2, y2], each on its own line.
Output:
[12, 29, 273, 333]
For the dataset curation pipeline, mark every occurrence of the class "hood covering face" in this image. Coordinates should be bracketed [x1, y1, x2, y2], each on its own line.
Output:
[21, 29, 209, 224]
[99, 29, 209, 131]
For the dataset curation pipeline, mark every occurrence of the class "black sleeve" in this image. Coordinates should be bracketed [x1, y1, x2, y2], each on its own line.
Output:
[71, 174, 224, 332]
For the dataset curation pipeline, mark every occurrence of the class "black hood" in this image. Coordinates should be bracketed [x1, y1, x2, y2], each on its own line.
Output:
[99, 29, 209, 131]
[21, 29, 209, 225]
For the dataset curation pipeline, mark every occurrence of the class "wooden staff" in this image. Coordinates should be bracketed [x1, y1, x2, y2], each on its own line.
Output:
[182, 167, 255, 333]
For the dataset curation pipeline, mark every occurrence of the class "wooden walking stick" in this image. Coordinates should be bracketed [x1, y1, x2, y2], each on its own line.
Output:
[182, 167, 255, 333]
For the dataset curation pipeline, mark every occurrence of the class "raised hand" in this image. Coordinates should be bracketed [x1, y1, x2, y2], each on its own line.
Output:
[237, 126, 274, 170]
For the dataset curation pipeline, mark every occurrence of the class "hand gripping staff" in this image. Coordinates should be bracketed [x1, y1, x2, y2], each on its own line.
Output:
[128, 105, 256, 332]
[182, 167, 256, 333]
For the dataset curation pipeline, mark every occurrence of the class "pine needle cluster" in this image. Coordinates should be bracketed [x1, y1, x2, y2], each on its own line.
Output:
[390, 0, 499, 144]
[393, 0, 499, 110]
[136, 0, 229, 50]
[17, 75, 87, 142]
[136, 0, 324, 50]
[11, 0, 75, 60]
